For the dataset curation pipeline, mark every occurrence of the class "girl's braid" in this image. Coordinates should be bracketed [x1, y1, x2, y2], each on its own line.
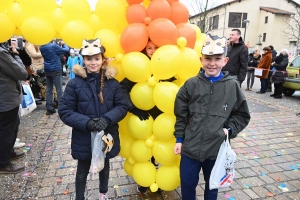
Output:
[99, 68, 105, 104]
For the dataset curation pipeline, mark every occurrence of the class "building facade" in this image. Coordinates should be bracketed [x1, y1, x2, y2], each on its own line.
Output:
[189, 0, 300, 56]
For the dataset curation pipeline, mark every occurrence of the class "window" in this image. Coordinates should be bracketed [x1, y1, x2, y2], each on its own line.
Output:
[228, 13, 248, 28]
[290, 56, 300, 68]
[265, 16, 268, 23]
[209, 17, 213, 30]
[212, 15, 219, 29]
[263, 33, 266, 42]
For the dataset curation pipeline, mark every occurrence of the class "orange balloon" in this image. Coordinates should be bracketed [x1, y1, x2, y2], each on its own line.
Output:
[126, 4, 147, 24]
[120, 23, 148, 53]
[170, 1, 189, 25]
[148, 18, 178, 47]
[126, 0, 143, 5]
[147, 0, 171, 20]
[176, 23, 196, 49]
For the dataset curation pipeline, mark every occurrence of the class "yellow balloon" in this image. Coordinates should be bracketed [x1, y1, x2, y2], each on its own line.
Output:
[88, 14, 106, 33]
[132, 162, 156, 187]
[14, 27, 22, 36]
[0, 0, 13, 12]
[156, 165, 180, 191]
[191, 24, 202, 41]
[121, 52, 151, 82]
[177, 37, 187, 48]
[194, 40, 203, 58]
[109, 59, 125, 82]
[153, 113, 175, 141]
[201, 33, 206, 42]
[119, 113, 130, 136]
[19, 0, 57, 19]
[60, 20, 93, 48]
[173, 78, 186, 87]
[94, 29, 124, 58]
[145, 138, 154, 148]
[153, 82, 179, 115]
[61, 0, 91, 22]
[124, 159, 134, 176]
[150, 45, 182, 80]
[131, 140, 152, 162]
[7, 2, 25, 28]
[177, 47, 202, 80]
[21, 17, 55, 45]
[0, 12, 15, 43]
[50, 8, 67, 33]
[119, 134, 135, 159]
[130, 82, 155, 110]
[143, 0, 151, 8]
[128, 114, 153, 140]
[95, 0, 128, 34]
[152, 141, 180, 166]
[150, 183, 158, 192]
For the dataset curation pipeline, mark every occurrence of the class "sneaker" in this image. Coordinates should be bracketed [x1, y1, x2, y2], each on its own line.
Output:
[99, 193, 108, 200]
[249, 88, 252, 91]
[296, 113, 300, 117]
[245, 88, 249, 91]
[11, 152, 25, 160]
[0, 164, 25, 174]
[14, 138, 25, 149]
[270, 94, 275, 97]
[137, 186, 147, 194]
[46, 109, 56, 115]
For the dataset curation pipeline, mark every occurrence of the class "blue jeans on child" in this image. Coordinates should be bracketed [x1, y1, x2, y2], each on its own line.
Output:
[75, 159, 110, 200]
[180, 154, 218, 200]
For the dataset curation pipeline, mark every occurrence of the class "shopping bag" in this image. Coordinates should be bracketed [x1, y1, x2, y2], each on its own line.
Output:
[209, 133, 236, 190]
[19, 82, 37, 116]
[90, 131, 105, 173]
[254, 68, 263, 76]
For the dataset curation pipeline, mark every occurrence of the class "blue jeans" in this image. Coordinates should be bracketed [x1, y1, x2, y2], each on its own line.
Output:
[260, 78, 267, 93]
[46, 75, 62, 110]
[180, 154, 218, 200]
[75, 159, 110, 200]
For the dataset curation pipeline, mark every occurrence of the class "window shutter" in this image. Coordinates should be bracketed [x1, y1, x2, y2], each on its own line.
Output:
[228, 13, 234, 27]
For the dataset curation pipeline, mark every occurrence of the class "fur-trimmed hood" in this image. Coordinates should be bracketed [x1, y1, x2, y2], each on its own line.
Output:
[72, 64, 117, 79]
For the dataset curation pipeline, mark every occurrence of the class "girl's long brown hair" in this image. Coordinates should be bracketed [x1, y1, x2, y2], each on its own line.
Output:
[99, 46, 106, 104]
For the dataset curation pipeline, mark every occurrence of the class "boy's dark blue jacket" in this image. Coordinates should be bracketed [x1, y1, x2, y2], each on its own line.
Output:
[58, 65, 128, 160]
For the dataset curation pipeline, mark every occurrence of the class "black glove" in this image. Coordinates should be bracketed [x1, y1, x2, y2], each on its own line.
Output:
[130, 108, 150, 121]
[86, 117, 108, 132]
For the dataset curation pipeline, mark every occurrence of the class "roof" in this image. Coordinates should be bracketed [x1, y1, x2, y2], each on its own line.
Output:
[260, 7, 294, 15]
[190, 0, 299, 18]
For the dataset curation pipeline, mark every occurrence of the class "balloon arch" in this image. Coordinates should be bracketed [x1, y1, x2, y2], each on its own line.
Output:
[0, 0, 206, 192]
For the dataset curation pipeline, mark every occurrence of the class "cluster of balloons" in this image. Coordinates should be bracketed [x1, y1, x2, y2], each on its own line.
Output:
[0, 0, 207, 193]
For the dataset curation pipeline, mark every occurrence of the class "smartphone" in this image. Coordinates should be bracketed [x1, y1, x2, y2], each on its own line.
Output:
[17, 38, 23, 50]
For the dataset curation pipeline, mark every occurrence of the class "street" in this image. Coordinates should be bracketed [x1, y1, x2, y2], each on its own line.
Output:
[0, 77, 300, 200]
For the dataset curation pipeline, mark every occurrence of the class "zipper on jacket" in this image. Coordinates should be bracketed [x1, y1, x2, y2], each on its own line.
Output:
[210, 81, 214, 94]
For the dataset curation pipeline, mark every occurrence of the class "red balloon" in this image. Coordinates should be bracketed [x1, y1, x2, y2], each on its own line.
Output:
[170, 2, 189, 24]
[148, 18, 178, 47]
[120, 23, 149, 53]
[176, 23, 196, 49]
[126, 4, 147, 24]
[126, 0, 143, 5]
[147, 0, 171, 20]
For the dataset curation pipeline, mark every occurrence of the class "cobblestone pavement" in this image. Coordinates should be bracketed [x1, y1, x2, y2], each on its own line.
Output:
[0, 77, 300, 200]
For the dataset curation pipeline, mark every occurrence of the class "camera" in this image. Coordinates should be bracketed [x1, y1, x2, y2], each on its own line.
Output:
[9, 38, 24, 50]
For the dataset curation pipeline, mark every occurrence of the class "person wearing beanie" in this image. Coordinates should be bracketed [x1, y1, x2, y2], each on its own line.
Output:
[58, 38, 128, 200]
[174, 33, 250, 200]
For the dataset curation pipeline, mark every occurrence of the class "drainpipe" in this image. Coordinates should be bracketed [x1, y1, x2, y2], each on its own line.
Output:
[223, 4, 227, 37]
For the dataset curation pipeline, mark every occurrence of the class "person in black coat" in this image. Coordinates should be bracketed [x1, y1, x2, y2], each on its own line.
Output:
[58, 38, 128, 200]
[267, 45, 277, 92]
[245, 49, 261, 91]
[270, 49, 289, 99]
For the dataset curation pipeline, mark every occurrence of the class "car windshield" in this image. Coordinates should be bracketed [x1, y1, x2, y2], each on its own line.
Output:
[290, 57, 300, 68]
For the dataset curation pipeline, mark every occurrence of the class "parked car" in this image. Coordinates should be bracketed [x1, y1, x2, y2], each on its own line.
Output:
[283, 55, 300, 96]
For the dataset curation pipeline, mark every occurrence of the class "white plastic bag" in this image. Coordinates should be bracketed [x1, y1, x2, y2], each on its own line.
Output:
[19, 82, 37, 116]
[90, 131, 105, 173]
[209, 133, 236, 190]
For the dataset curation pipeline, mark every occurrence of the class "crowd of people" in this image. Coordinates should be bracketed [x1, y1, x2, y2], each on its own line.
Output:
[0, 28, 297, 200]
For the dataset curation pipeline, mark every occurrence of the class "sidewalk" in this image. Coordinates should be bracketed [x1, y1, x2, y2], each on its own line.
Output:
[0, 79, 300, 199]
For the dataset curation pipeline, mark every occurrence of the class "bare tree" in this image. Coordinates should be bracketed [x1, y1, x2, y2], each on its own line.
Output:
[188, 0, 220, 33]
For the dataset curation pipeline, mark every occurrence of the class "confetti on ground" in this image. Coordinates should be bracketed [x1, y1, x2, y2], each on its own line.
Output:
[60, 165, 65, 169]
[57, 178, 62, 183]
[254, 158, 259, 162]
[23, 150, 27, 153]
[267, 192, 274, 197]
[260, 172, 266, 176]
[228, 197, 235, 200]
[290, 166, 298, 171]
[224, 194, 231, 198]
[276, 153, 281, 156]
[47, 140, 52, 143]
[46, 148, 51, 151]
[25, 147, 30, 150]
[54, 149, 59, 152]
[276, 177, 281, 182]
[27, 144, 32, 147]
[22, 173, 29, 177]
[278, 183, 289, 192]
[244, 184, 250, 189]
[62, 190, 69, 195]
[123, 189, 128, 192]
[113, 185, 119, 188]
